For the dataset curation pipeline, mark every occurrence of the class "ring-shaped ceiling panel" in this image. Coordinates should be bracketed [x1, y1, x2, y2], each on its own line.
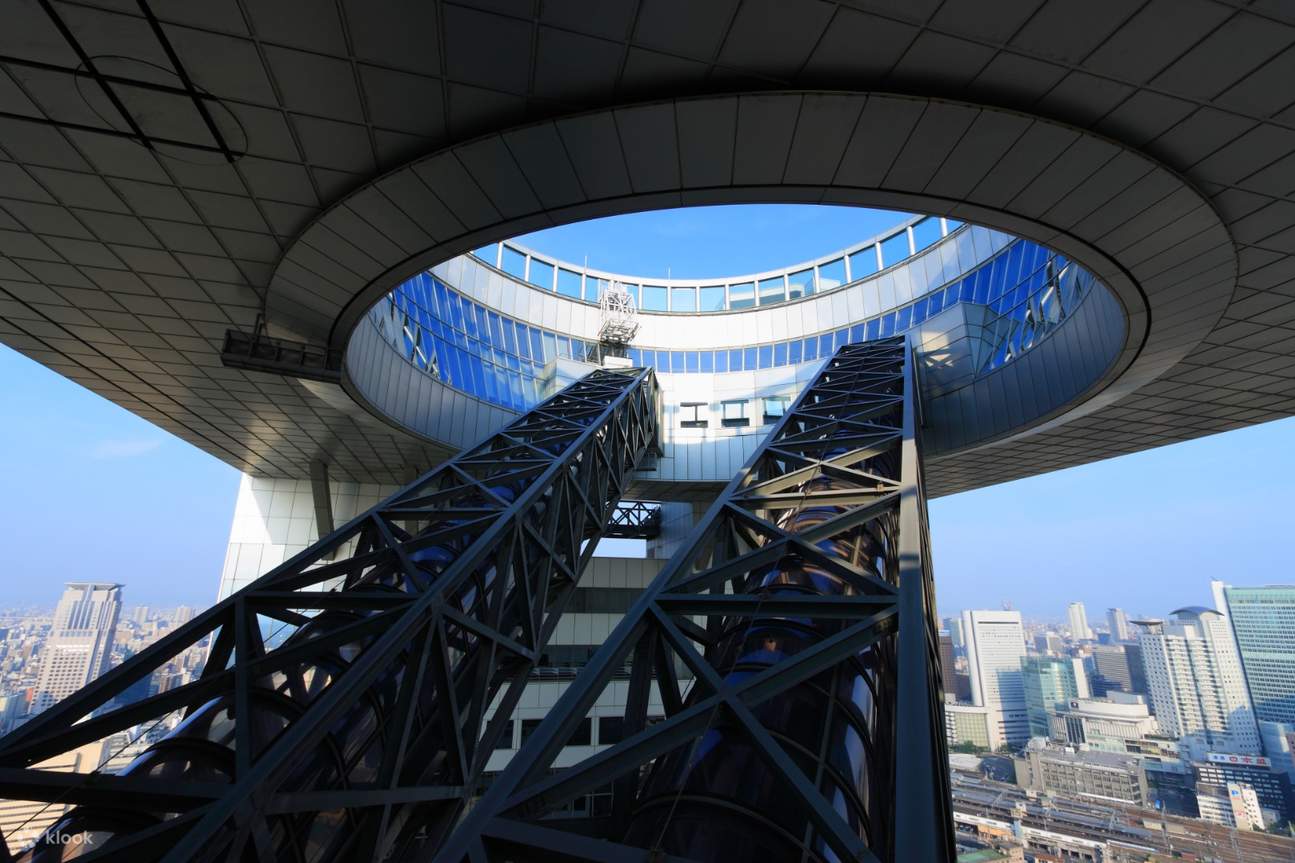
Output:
[267, 91, 1233, 469]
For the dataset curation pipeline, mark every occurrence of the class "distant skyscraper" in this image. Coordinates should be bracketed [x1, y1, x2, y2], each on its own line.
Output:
[943, 616, 964, 652]
[1091, 644, 1148, 696]
[939, 633, 956, 697]
[32, 583, 122, 714]
[1136, 608, 1260, 759]
[962, 609, 1028, 748]
[1107, 607, 1132, 642]
[1021, 655, 1089, 738]
[1214, 582, 1295, 726]
[1067, 602, 1092, 640]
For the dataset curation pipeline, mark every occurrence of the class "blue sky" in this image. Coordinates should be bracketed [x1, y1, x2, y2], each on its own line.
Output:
[2, 203, 1291, 621]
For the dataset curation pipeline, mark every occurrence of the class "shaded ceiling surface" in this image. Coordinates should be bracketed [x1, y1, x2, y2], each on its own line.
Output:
[2, 0, 1294, 497]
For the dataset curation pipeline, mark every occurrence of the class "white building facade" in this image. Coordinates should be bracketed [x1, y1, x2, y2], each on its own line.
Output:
[32, 583, 122, 715]
[1067, 602, 1092, 641]
[1136, 608, 1260, 760]
[962, 609, 1029, 748]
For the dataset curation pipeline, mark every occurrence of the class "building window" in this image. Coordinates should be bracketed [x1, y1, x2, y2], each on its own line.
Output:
[763, 395, 790, 424]
[679, 402, 708, 428]
[728, 282, 755, 310]
[641, 285, 668, 312]
[721, 400, 748, 428]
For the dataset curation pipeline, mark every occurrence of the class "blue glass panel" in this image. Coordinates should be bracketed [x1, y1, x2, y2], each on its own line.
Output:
[835, 328, 848, 349]
[913, 298, 928, 322]
[501, 317, 517, 354]
[744, 347, 757, 370]
[474, 244, 497, 263]
[474, 303, 489, 339]
[542, 332, 556, 362]
[642, 285, 668, 312]
[585, 277, 605, 303]
[912, 217, 941, 251]
[488, 311, 504, 347]
[817, 258, 846, 291]
[848, 247, 878, 280]
[866, 318, 880, 340]
[758, 345, 772, 369]
[529, 328, 543, 361]
[556, 336, 570, 359]
[657, 350, 670, 370]
[469, 355, 485, 396]
[714, 350, 728, 372]
[699, 286, 725, 311]
[672, 287, 697, 312]
[1005, 243, 1024, 287]
[557, 268, 582, 298]
[729, 282, 755, 310]
[670, 351, 684, 373]
[513, 323, 529, 359]
[501, 245, 526, 279]
[946, 219, 963, 231]
[850, 323, 865, 342]
[803, 337, 818, 361]
[729, 349, 742, 371]
[528, 258, 554, 291]
[974, 269, 991, 304]
[774, 342, 787, 366]
[449, 293, 465, 332]
[818, 333, 833, 356]
[928, 292, 943, 315]
[789, 340, 802, 363]
[701, 351, 713, 373]
[627, 348, 641, 365]
[881, 313, 895, 337]
[880, 231, 909, 267]
[686, 351, 699, 372]
[788, 269, 813, 299]
[896, 306, 912, 331]
[758, 276, 786, 305]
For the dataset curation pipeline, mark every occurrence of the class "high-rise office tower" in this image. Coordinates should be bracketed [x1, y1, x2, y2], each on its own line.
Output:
[1067, 601, 1092, 641]
[1091, 643, 1148, 696]
[1136, 608, 1260, 759]
[1107, 607, 1132, 642]
[1021, 655, 1090, 738]
[32, 583, 122, 715]
[943, 616, 965, 653]
[1213, 581, 1295, 726]
[962, 609, 1029, 748]
[939, 633, 956, 697]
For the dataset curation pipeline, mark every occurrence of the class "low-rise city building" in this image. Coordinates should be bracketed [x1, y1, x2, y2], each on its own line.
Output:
[1014, 741, 1148, 806]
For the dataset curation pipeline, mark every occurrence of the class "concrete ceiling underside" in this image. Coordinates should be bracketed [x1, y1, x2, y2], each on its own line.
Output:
[1, 0, 1293, 497]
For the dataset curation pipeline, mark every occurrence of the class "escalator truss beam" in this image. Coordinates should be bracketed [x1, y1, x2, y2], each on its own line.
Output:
[0, 365, 659, 863]
[433, 338, 954, 863]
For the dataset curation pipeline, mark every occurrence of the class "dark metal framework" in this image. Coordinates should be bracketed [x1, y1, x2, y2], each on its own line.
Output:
[434, 338, 954, 863]
[0, 366, 659, 863]
[220, 328, 343, 384]
[604, 501, 663, 540]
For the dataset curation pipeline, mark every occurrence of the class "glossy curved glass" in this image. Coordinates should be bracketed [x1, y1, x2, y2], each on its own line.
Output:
[375, 236, 1095, 416]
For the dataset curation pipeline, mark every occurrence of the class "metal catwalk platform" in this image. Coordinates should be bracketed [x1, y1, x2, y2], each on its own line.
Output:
[0, 339, 952, 862]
